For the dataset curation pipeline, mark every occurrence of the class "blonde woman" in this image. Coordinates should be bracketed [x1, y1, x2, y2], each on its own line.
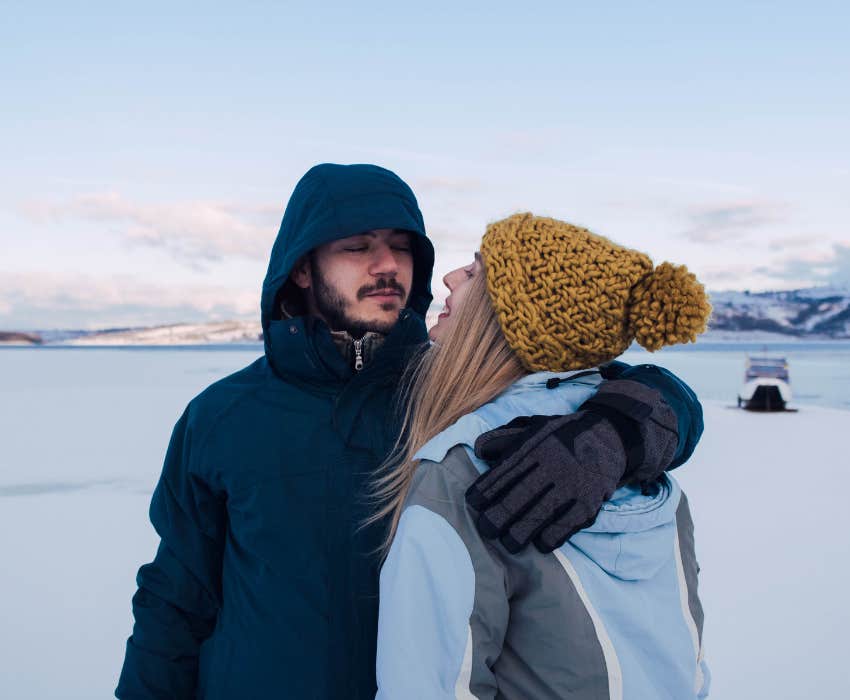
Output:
[374, 214, 712, 699]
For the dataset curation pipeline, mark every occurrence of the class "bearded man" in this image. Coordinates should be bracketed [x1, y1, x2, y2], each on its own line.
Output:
[116, 164, 703, 699]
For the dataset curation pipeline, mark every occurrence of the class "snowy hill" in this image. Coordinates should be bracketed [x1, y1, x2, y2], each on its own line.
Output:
[65, 320, 262, 346]
[0, 331, 43, 345]
[708, 285, 850, 339]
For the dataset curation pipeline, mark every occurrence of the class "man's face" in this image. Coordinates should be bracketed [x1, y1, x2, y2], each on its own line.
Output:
[292, 229, 414, 337]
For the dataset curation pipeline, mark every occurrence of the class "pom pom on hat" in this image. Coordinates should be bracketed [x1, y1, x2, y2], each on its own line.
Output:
[628, 262, 712, 352]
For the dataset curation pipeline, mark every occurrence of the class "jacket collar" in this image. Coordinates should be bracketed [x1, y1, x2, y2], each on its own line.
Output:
[266, 311, 422, 386]
[265, 311, 427, 456]
[329, 329, 386, 372]
[279, 299, 388, 374]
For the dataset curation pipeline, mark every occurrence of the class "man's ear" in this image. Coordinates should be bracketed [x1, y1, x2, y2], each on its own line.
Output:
[290, 255, 312, 289]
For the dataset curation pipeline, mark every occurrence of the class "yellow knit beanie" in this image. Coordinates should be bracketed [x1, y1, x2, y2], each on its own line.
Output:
[480, 213, 712, 372]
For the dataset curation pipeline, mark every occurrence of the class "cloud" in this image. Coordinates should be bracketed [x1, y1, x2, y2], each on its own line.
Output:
[21, 193, 279, 267]
[698, 263, 760, 286]
[0, 271, 258, 330]
[696, 245, 850, 291]
[828, 245, 850, 284]
[413, 177, 485, 194]
[682, 202, 780, 243]
[757, 244, 850, 286]
[768, 234, 820, 251]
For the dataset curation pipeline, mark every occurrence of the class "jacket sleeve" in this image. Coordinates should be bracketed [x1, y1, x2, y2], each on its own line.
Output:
[376, 505, 479, 700]
[601, 361, 703, 469]
[377, 454, 511, 700]
[116, 407, 226, 699]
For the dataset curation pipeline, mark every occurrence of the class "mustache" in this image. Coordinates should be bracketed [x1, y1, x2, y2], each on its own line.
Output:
[357, 278, 406, 300]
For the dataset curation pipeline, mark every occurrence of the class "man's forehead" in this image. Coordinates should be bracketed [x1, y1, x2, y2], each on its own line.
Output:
[354, 228, 407, 237]
[335, 228, 410, 242]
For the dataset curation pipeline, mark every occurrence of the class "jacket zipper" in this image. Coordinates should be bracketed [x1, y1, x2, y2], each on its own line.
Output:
[353, 338, 364, 371]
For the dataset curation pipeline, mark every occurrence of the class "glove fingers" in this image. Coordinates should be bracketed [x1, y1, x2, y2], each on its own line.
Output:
[473, 415, 559, 465]
[533, 504, 599, 553]
[473, 427, 530, 463]
[503, 415, 539, 430]
[466, 454, 538, 510]
[500, 490, 576, 554]
[474, 473, 551, 541]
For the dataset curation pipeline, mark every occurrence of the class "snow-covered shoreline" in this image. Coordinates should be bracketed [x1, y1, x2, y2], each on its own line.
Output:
[1, 346, 849, 698]
[2, 400, 848, 698]
[63, 320, 262, 346]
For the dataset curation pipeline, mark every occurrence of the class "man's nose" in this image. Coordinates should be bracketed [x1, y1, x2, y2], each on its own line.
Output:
[369, 243, 399, 276]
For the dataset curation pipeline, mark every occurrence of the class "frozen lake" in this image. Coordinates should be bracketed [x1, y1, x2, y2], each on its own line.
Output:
[1, 344, 849, 698]
[620, 340, 850, 411]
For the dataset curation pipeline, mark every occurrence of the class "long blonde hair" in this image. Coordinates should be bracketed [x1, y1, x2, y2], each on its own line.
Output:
[369, 271, 527, 553]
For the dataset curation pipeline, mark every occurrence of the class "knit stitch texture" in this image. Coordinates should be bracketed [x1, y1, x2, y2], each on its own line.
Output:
[480, 213, 711, 371]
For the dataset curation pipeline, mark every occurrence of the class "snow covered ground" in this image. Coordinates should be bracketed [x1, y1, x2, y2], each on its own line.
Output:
[1, 348, 849, 698]
[66, 320, 262, 346]
[674, 403, 850, 698]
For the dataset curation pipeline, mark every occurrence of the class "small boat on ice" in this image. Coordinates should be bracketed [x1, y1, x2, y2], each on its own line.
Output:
[738, 355, 792, 411]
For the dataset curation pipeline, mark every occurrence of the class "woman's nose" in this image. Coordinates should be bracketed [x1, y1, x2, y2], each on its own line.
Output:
[443, 268, 461, 291]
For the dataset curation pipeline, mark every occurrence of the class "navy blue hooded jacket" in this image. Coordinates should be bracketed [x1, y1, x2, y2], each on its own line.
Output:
[116, 163, 702, 699]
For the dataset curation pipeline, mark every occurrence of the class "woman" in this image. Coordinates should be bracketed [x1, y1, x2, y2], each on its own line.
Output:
[373, 213, 712, 699]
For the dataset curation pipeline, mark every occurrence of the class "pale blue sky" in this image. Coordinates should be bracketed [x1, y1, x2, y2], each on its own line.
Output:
[2, 1, 849, 328]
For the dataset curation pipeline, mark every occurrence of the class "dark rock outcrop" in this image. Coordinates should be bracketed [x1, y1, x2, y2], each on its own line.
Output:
[0, 331, 43, 345]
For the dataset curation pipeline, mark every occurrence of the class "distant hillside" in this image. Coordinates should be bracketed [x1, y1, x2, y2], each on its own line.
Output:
[709, 286, 850, 339]
[0, 331, 43, 345]
[5, 286, 850, 346]
[65, 321, 262, 346]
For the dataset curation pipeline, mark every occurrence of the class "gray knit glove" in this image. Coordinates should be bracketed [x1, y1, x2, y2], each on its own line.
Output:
[466, 380, 679, 553]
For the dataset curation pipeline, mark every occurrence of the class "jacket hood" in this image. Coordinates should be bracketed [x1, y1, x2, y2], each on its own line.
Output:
[568, 476, 682, 581]
[261, 163, 435, 358]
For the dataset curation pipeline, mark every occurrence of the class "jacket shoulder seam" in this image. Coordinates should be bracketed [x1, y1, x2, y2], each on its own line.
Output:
[190, 380, 268, 468]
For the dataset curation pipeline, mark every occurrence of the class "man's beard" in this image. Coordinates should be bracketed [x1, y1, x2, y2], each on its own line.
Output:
[311, 261, 407, 338]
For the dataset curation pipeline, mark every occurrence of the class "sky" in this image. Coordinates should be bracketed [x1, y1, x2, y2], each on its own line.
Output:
[2, 1, 849, 329]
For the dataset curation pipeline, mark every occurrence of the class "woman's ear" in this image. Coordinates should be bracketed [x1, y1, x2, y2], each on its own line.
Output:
[290, 255, 312, 289]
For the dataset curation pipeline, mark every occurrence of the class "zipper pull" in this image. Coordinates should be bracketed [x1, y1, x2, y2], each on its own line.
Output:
[353, 338, 364, 371]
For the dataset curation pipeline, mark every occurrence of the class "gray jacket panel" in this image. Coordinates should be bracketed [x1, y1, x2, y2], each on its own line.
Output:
[676, 493, 704, 641]
[405, 446, 611, 700]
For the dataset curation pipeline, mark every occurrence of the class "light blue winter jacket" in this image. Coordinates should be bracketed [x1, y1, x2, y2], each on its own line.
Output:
[376, 370, 710, 700]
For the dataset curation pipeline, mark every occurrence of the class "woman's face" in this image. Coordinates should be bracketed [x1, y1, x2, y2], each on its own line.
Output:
[428, 253, 483, 342]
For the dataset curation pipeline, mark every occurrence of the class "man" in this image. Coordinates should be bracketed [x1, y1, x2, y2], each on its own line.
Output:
[116, 163, 703, 699]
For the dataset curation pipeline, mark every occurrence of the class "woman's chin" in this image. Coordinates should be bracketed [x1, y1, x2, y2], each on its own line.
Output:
[428, 322, 444, 342]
